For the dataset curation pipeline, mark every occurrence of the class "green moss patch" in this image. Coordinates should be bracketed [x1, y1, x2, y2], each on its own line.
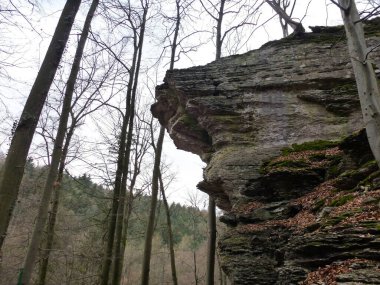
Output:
[178, 114, 199, 130]
[282, 140, 340, 155]
[324, 212, 354, 226]
[312, 199, 326, 212]
[268, 159, 309, 169]
[359, 221, 380, 230]
[329, 194, 355, 207]
[330, 82, 358, 96]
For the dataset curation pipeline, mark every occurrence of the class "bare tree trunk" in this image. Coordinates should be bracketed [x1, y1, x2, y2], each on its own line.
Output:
[158, 169, 178, 285]
[100, 55, 135, 285]
[337, 0, 380, 167]
[112, 6, 148, 285]
[265, 0, 305, 34]
[100, 21, 140, 285]
[206, 6, 224, 281]
[118, 130, 146, 285]
[141, 125, 165, 285]
[169, 0, 181, 70]
[37, 184, 60, 285]
[193, 250, 198, 285]
[20, 1, 98, 283]
[215, 0, 225, 60]
[37, 123, 75, 285]
[0, 0, 81, 251]
[118, 194, 133, 285]
[206, 197, 216, 285]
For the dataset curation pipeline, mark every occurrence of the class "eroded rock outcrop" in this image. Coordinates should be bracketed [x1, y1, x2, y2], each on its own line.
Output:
[152, 19, 380, 284]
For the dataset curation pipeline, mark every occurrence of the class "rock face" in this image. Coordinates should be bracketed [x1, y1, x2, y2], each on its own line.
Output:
[152, 20, 380, 285]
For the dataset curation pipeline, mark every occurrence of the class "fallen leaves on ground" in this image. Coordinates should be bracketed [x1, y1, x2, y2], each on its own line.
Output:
[302, 258, 376, 285]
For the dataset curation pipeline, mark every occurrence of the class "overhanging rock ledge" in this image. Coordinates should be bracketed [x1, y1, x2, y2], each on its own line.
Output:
[152, 19, 380, 285]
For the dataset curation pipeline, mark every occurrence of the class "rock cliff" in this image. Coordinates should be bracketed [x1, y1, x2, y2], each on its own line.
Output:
[152, 19, 380, 284]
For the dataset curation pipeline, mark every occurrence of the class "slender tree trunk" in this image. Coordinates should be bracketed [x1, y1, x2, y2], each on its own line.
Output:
[206, 197, 216, 285]
[112, 7, 148, 285]
[100, 51, 136, 285]
[280, 18, 289, 37]
[158, 169, 178, 285]
[215, 0, 225, 60]
[20, 1, 98, 283]
[205, 7, 224, 282]
[111, 105, 135, 285]
[99, 20, 140, 285]
[37, 184, 60, 285]
[265, 0, 305, 34]
[169, 0, 181, 70]
[118, 195, 133, 285]
[338, 0, 380, 167]
[193, 250, 198, 285]
[37, 123, 75, 285]
[0, 0, 81, 251]
[147, 3, 182, 282]
[118, 153, 139, 285]
[141, 125, 165, 285]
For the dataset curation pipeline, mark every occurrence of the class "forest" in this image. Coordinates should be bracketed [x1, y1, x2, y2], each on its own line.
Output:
[0, 158, 214, 284]
[0, 0, 380, 285]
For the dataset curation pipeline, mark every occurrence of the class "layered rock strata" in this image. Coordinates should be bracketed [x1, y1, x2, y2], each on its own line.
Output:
[152, 19, 380, 284]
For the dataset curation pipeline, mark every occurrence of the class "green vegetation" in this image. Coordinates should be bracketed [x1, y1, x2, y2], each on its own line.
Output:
[327, 164, 341, 178]
[268, 159, 309, 168]
[329, 194, 355, 207]
[330, 82, 357, 96]
[312, 199, 326, 212]
[359, 221, 380, 229]
[178, 113, 198, 128]
[324, 212, 354, 226]
[1, 159, 209, 284]
[281, 140, 340, 155]
[260, 27, 346, 50]
[178, 113, 212, 144]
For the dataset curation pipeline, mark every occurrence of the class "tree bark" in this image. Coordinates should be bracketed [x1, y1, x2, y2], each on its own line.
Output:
[215, 0, 225, 60]
[159, 165, 178, 285]
[206, 5, 223, 282]
[0, 0, 81, 251]
[100, 54, 134, 285]
[141, 125, 165, 285]
[111, 6, 148, 285]
[169, 0, 181, 70]
[99, 20, 140, 285]
[20, 1, 98, 283]
[337, 0, 380, 168]
[118, 140, 141, 285]
[37, 122, 75, 285]
[117, 128, 145, 284]
[193, 250, 198, 285]
[206, 197, 216, 285]
[265, 0, 305, 34]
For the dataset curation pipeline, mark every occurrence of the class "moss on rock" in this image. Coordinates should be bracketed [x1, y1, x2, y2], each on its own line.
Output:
[282, 140, 340, 155]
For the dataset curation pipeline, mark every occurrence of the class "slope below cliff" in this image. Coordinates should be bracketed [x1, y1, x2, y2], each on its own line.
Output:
[152, 19, 380, 284]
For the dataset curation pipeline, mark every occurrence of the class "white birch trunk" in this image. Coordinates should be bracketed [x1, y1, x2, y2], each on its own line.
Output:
[339, 0, 380, 166]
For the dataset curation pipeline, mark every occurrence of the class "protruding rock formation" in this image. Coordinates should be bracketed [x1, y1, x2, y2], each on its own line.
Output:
[152, 19, 380, 284]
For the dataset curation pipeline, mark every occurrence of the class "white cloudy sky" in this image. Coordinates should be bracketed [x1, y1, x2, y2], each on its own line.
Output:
[0, 0, 359, 206]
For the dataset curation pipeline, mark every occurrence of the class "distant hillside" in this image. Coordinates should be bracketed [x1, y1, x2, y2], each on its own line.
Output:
[0, 159, 214, 285]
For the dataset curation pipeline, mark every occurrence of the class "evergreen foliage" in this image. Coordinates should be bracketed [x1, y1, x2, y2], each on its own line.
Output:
[0, 159, 208, 284]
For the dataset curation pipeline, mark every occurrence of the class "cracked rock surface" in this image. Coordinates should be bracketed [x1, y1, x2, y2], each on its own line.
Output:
[152, 19, 380, 285]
